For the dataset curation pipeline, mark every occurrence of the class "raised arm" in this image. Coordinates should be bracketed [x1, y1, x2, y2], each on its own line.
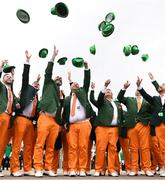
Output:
[0, 60, 8, 88]
[117, 81, 130, 105]
[83, 61, 90, 93]
[44, 45, 58, 84]
[90, 82, 98, 108]
[148, 72, 160, 92]
[136, 76, 154, 104]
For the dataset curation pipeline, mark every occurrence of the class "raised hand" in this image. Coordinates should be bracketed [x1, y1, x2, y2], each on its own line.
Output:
[0, 59, 8, 68]
[123, 81, 130, 89]
[91, 82, 95, 89]
[84, 61, 88, 69]
[67, 71, 72, 82]
[148, 72, 154, 80]
[104, 79, 111, 87]
[51, 45, 59, 61]
[136, 76, 143, 87]
[36, 74, 41, 82]
[25, 50, 32, 63]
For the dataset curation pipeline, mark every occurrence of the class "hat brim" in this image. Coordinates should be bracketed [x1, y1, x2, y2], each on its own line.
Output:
[16, 9, 30, 23]
[105, 12, 115, 23]
[72, 58, 84, 68]
[57, 57, 67, 65]
[3, 66, 15, 73]
[39, 49, 48, 58]
[102, 24, 115, 37]
[98, 21, 106, 31]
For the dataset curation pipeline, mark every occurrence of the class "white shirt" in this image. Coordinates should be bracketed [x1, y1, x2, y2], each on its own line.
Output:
[69, 94, 86, 123]
[22, 101, 35, 117]
[110, 101, 118, 125]
[160, 94, 165, 105]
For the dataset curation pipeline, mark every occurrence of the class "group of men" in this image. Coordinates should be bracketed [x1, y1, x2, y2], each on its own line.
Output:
[0, 46, 165, 177]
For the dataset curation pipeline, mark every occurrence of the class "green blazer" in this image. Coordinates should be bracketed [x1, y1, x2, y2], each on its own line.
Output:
[117, 89, 152, 128]
[0, 72, 17, 114]
[39, 61, 61, 124]
[62, 69, 95, 126]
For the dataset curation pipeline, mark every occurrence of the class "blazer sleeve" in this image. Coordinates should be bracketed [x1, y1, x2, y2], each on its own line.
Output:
[117, 89, 127, 105]
[97, 91, 105, 107]
[44, 61, 54, 84]
[139, 88, 154, 104]
[22, 64, 30, 89]
[83, 69, 90, 93]
[90, 90, 98, 108]
[152, 80, 160, 92]
[0, 71, 3, 89]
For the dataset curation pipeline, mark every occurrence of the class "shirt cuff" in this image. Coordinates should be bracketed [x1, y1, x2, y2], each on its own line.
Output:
[151, 79, 155, 82]
[49, 59, 54, 62]
[137, 86, 142, 90]
[101, 86, 107, 93]
[122, 88, 126, 91]
[24, 61, 30, 65]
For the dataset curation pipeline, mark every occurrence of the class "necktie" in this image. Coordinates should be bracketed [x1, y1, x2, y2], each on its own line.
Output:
[7, 88, 12, 114]
[31, 95, 37, 117]
[70, 93, 77, 117]
[137, 96, 141, 112]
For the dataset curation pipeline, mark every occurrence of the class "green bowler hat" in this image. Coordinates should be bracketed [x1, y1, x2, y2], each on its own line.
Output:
[123, 45, 132, 56]
[16, 9, 30, 23]
[57, 57, 67, 65]
[141, 54, 149, 62]
[102, 23, 115, 37]
[131, 45, 139, 55]
[51, 2, 69, 18]
[72, 57, 84, 68]
[39, 48, 48, 58]
[105, 12, 115, 23]
[98, 21, 106, 31]
[3, 64, 15, 73]
[90, 44, 96, 55]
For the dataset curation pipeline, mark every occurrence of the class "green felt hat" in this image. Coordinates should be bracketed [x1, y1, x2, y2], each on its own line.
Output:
[90, 44, 96, 55]
[123, 45, 132, 56]
[51, 2, 69, 18]
[141, 54, 149, 62]
[16, 9, 30, 23]
[3, 64, 15, 73]
[57, 57, 67, 65]
[39, 48, 48, 58]
[98, 21, 106, 31]
[101, 23, 115, 37]
[131, 45, 139, 55]
[72, 57, 84, 68]
[105, 12, 115, 23]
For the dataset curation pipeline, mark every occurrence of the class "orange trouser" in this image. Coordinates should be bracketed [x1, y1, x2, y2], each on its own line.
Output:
[52, 129, 69, 172]
[127, 122, 151, 173]
[155, 123, 165, 167]
[86, 139, 93, 172]
[150, 135, 164, 170]
[95, 126, 118, 173]
[119, 137, 131, 171]
[10, 116, 35, 173]
[0, 112, 12, 168]
[115, 152, 120, 173]
[33, 113, 60, 171]
[66, 120, 91, 172]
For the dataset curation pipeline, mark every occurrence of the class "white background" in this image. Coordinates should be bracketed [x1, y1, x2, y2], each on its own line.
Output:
[0, 0, 164, 99]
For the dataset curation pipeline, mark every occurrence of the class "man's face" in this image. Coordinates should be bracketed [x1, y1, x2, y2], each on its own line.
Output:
[105, 89, 113, 99]
[135, 90, 141, 97]
[54, 76, 62, 86]
[71, 82, 80, 91]
[3, 73, 12, 85]
[159, 83, 165, 94]
[32, 81, 40, 90]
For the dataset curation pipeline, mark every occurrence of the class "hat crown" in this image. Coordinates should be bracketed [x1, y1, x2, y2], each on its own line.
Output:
[51, 2, 69, 18]
[72, 57, 84, 68]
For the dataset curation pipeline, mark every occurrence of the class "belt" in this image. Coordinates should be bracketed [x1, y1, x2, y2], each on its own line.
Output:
[18, 114, 34, 120]
[109, 125, 118, 128]
[71, 118, 90, 124]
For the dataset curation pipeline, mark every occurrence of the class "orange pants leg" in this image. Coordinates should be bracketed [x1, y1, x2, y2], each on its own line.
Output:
[0, 113, 11, 168]
[86, 139, 93, 172]
[52, 149, 59, 173]
[33, 113, 60, 171]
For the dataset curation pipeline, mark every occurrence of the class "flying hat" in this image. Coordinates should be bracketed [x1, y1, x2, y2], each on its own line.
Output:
[72, 57, 84, 68]
[123, 45, 132, 56]
[101, 23, 115, 37]
[90, 44, 96, 55]
[57, 57, 67, 65]
[141, 54, 149, 62]
[98, 21, 106, 31]
[16, 9, 30, 23]
[131, 45, 139, 55]
[105, 12, 115, 23]
[39, 48, 48, 58]
[51, 2, 69, 18]
[3, 64, 15, 73]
